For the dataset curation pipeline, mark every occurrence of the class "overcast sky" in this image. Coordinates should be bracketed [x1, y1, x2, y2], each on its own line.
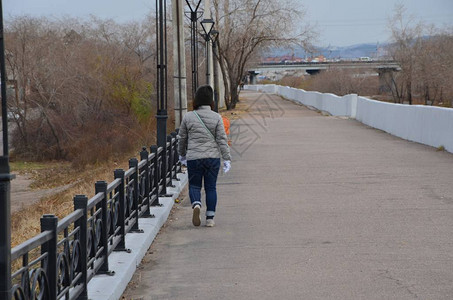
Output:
[4, 0, 453, 47]
[304, 0, 453, 46]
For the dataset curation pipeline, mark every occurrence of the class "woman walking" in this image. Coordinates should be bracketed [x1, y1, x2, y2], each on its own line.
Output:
[178, 85, 231, 227]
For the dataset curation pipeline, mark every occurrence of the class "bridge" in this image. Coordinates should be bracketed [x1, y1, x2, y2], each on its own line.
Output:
[248, 60, 401, 84]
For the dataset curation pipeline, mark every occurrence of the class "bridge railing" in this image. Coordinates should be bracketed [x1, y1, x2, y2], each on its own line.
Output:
[258, 59, 398, 66]
[9, 131, 182, 300]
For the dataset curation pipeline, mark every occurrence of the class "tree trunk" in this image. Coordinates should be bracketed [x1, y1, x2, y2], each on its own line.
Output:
[230, 84, 239, 109]
[40, 107, 65, 159]
[406, 81, 412, 105]
[424, 84, 429, 105]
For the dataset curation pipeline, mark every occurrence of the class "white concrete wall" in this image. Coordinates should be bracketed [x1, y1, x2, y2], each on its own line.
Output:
[245, 84, 453, 153]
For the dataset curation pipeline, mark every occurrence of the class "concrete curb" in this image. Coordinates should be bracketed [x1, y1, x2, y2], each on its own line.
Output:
[87, 172, 188, 300]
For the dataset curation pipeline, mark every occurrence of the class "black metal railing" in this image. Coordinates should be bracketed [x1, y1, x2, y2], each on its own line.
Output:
[9, 132, 182, 300]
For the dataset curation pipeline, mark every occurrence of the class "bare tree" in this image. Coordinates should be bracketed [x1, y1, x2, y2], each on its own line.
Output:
[5, 16, 44, 151]
[5, 15, 158, 163]
[212, 0, 314, 109]
[415, 28, 453, 106]
[387, 5, 453, 106]
[304, 68, 378, 97]
[387, 4, 424, 105]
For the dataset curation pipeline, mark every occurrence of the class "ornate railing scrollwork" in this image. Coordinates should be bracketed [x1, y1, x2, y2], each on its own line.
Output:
[56, 253, 70, 294]
[126, 185, 134, 215]
[13, 267, 50, 300]
[95, 219, 102, 249]
[112, 199, 120, 230]
[139, 176, 146, 201]
[30, 268, 49, 300]
[11, 284, 26, 300]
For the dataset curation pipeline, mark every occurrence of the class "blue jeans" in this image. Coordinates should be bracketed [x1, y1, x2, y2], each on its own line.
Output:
[187, 158, 220, 218]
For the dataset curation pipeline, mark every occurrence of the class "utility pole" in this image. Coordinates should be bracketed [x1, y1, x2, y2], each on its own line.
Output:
[212, 31, 220, 112]
[172, 0, 187, 127]
[0, 0, 14, 298]
[156, 0, 168, 192]
[213, 1, 225, 110]
[204, 0, 214, 88]
[220, 0, 230, 110]
[185, 0, 203, 100]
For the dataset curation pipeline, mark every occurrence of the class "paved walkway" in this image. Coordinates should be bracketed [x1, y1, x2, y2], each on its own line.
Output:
[122, 90, 453, 300]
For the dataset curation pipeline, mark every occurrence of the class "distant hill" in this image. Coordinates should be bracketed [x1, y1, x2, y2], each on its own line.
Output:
[264, 43, 389, 60]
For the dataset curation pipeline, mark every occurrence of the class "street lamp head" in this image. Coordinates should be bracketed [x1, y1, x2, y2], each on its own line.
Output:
[185, 0, 203, 13]
[210, 29, 219, 44]
[201, 18, 215, 37]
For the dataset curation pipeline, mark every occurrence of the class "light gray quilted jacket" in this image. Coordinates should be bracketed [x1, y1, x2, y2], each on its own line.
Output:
[178, 106, 231, 161]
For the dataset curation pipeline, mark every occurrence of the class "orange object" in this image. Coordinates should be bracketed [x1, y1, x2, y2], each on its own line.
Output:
[222, 116, 232, 146]
[222, 116, 230, 135]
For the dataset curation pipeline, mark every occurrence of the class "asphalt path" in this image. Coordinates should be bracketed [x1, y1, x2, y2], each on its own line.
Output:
[123, 90, 453, 300]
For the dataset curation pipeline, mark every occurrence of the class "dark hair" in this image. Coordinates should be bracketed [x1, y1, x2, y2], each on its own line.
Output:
[193, 85, 214, 110]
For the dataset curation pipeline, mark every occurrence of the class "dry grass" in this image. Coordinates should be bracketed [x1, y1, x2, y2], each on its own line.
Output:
[10, 153, 135, 248]
[219, 94, 251, 121]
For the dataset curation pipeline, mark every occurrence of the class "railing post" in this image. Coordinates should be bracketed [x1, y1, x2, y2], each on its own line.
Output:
[128, 158, 142, 232]
[171, 132, 180, 179]
[0, 157, 13, 300]
[73, 195, 88, 300]
[140, 148, 152, 217]
[113, 169, 129, 251]
[40, 214, 58, 300]
[150, 145, 160, 206]
[94, 181, 113, 275]
[159, 144, 172, 197]
[160, 143, 168, 194]
[175, 129, 182, 174]
[167, 135, 175, 187]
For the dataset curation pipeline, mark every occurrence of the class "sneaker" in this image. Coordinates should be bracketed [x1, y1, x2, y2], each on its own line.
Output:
[192, 205, 201, 226]
[206, 219, 215, 227]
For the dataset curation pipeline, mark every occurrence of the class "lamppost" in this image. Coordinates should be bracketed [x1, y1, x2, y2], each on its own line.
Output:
[156, 0, 168, 191]
[210, 30, 220, 112]
[185, 0, 203, 99]
[0, 0, 14, 298]
[200, 18, 215, 87]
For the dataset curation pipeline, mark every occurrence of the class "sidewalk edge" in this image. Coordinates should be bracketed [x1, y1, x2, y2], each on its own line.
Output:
[87, 172, 188, 300]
